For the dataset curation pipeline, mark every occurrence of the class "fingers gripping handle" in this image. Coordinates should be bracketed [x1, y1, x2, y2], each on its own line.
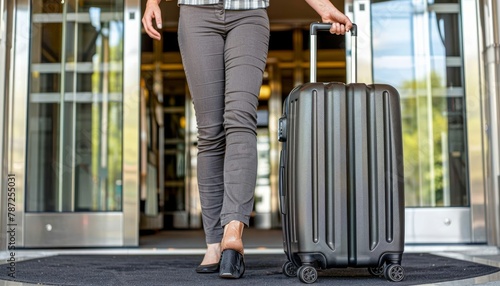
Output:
[309, 23, 357, 83]
[310, 23, 357, 36]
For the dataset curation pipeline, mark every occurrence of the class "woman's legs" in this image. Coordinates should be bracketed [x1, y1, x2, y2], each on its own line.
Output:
[178, 3, 269, 274]
[178, 5, 226, 265]
[218, 8, 269, 279]
[220, 8, 270, 227]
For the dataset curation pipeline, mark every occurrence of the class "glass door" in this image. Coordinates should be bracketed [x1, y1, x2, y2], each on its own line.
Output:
[347, 0, 485, 243]
[8, 0, 141, 247]
[27, 0, 124, 213]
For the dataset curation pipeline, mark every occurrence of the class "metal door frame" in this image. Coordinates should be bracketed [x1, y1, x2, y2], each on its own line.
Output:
[346, 0, 486, 243]
[0, 0, 10, 252]
[2, 0, 141, 248]
[479, 0, 500, 247]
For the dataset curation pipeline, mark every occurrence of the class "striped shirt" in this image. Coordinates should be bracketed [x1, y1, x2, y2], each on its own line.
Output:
[176, 0, 269, 10]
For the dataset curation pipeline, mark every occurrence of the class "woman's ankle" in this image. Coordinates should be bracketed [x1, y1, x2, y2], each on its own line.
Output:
[200, 242, 221, 265]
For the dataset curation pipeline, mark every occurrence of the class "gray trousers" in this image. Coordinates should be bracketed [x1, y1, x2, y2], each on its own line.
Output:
[178, 3, 270, 244]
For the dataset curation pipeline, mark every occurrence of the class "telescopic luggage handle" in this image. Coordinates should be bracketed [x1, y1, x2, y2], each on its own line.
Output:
[309, 22, 357, 84]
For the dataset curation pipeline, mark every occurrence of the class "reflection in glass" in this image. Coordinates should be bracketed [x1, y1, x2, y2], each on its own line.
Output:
[26, 0, 124, 212]
[371, 0, 468, 207]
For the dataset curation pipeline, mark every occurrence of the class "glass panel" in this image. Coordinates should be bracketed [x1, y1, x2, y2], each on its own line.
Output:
[27, 1, 63, 212]
[26, 0, 124, 212]
[371, 0, 468, 207]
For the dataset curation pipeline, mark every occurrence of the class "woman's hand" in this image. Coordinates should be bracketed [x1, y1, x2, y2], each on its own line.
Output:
[142, 0, 163, 40]
[305, 0, 353, 35]
[320, 5, 352, 35]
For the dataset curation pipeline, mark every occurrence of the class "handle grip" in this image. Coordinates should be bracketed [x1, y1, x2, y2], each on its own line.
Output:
[309, 22, 357, 84]
[310, 22, 357, 36]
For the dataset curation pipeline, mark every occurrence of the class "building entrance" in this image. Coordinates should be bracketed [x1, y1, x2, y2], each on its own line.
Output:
[0, 0, 490, 249]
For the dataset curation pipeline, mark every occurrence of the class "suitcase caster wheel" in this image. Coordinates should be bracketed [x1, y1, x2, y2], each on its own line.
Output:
[368, 265, 385, 277]
[384, 264, 405, 282]
[282, 261, 297, 277]
[297, 265, 317, 284]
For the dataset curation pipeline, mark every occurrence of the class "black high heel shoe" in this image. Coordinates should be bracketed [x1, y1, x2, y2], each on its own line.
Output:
[219, 249, 245, 278]
[195, 262, 220, 273]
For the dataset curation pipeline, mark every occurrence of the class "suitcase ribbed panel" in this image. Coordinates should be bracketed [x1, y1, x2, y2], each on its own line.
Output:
[324, 84, 348, 254]
[383, 90, 394, 243]
[312, 90, 319, 244]
[294, 87, 316, 249]
[350, 84, 371, 265]
[290, 99, 298, 244]
[324, 86, 335, 252]
[368, 86, 380, 251]
[367, 86, 394, 251]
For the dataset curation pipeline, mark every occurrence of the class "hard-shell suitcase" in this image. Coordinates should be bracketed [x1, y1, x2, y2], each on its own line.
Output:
[278, 23, 405, 284]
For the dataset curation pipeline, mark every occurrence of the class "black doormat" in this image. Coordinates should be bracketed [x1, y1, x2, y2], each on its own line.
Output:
[1, 253, 498, 286]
